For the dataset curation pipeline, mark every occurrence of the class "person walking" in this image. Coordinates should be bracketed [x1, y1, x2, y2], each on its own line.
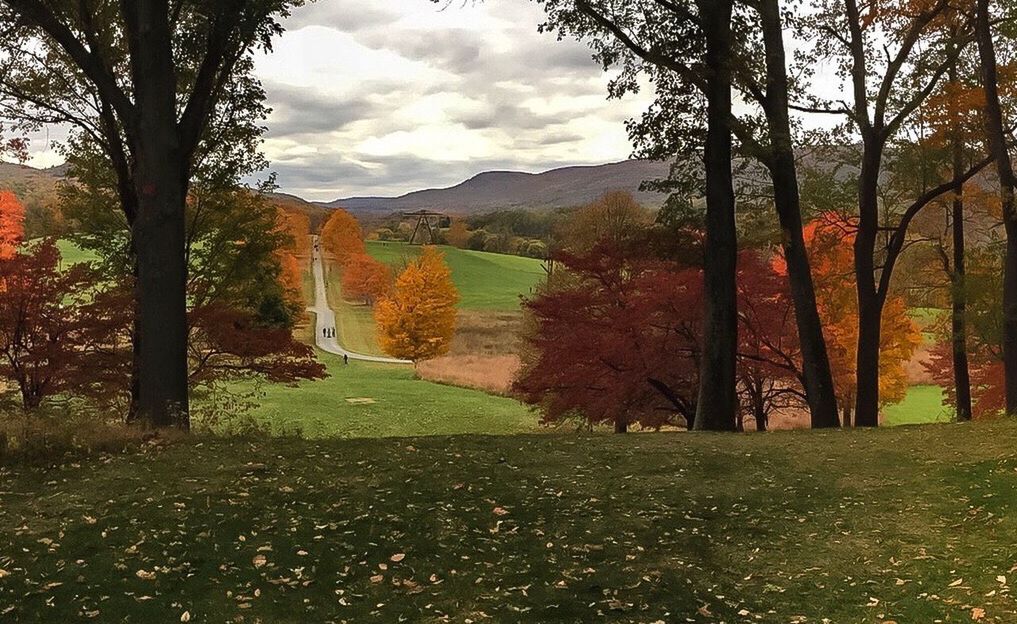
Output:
[343, 354, 349, 366]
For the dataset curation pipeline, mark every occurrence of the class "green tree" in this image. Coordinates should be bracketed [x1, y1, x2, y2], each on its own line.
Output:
[0, 0, 306, 429]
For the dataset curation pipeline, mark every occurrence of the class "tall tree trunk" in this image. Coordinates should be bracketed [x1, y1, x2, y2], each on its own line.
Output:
[949, 59, 973, 421]
[853, 146, 885, 427]
[759, 0, 839, 429]
[126, 1, 190, 428]
[693, 0, 738, 432]
[975, 0, 1017, 415]
[614, 420, 628, 433]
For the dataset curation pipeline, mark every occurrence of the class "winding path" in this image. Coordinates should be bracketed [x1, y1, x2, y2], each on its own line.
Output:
[308, 236, 412, 365]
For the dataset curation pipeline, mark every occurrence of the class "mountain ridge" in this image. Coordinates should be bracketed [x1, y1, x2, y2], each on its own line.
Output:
[322, 160, 671, 215]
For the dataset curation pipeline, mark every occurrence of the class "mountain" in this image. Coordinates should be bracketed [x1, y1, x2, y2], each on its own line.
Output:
[322, 160, 672, 215]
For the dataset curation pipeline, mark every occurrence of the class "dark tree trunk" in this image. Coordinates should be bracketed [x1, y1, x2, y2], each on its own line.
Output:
[853, 145, 885, 427]
[614, 420, 628, 434]
[758, 0, 839, 429]
[125, 1, 190, 429]
[975, 0, 1017, 415]
[693, 0, 738, 432]
[949, 58, 973, 421]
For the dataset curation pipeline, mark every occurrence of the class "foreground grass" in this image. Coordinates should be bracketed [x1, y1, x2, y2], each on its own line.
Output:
[242, 352, 538, 438]
[367, 241, 545, 310]
[3, 420, 1017, 622]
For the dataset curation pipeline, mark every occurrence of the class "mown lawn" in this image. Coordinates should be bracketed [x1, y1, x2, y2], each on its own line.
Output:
[367, 241, 545, 310]
[884, 385, 951, 426]
[3, 420, 1017, 622]
[241, 352, 538, 438]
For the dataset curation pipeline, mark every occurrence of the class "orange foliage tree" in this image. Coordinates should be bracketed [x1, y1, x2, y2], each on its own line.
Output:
[0, 190, 25, 259]
[375, 247, 459, 362]
[320, 208, 366, 266]
[342, 253, 392, 305]
[276, 208, 311, 256]
[798, 214, 922, 424]
[275, 207, 311, 310]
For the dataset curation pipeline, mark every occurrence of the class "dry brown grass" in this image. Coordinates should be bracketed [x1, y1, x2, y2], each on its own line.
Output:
[417, 354, 522, 394]
[415, 311, 527, 393]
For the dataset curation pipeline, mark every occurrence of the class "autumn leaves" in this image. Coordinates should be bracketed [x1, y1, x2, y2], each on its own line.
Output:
[319, 209, 459, 363]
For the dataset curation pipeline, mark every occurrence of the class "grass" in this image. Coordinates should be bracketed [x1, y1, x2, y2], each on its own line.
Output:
[3, 420, 1017, 622]
[55, 239, 100, 267]
[242, 352, 538, 438]
[884, 384, 951, 426]
[367, 241, 545, 310]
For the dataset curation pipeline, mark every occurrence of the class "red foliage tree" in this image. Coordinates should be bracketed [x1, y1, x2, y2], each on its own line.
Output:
[515, 242, 806, 432]
[0, 240, 130, 410]
[188, 303, 327, 387]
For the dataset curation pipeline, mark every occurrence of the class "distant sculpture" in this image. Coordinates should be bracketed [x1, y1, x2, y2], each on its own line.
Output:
[404, 210, 446, 245]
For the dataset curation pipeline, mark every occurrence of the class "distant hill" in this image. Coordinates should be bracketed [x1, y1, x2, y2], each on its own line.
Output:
[322, 160, 671, 215]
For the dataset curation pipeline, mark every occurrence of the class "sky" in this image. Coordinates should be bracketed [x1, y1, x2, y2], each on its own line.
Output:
[250, 0, 655, 201]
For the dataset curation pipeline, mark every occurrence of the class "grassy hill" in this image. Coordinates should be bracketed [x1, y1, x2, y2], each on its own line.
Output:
[366, 241, 545, 310]
[3, 419, 1015, 622]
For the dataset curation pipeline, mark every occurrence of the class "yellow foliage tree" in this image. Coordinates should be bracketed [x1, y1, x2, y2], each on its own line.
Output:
[320, 208, 365, 266]
[375, 246, 459, 362]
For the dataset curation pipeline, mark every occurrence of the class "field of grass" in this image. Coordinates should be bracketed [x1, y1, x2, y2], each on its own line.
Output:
[242, 353, 537, 438]
[4, 419, 1017, 622]
[55, 239, 100, 266]
[884, 384, 951, 426]
[367, 241, 545, 310]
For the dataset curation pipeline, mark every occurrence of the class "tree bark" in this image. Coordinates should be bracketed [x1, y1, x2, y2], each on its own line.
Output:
[125, 0, 190, 428]
[614, 420, 628, 433]
[853, 145, 885, 427]
[949, 59, 973, 421]
[692, 0, 738, 432]
[758, 0, 839, 429]
[975, 0, 1017, 415]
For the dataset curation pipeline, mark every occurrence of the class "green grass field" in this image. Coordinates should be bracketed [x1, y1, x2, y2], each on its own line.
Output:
[55, 239, 100, 266]
[884, 384, 951, 425]
[367, 241, 545, 310]
[242, 352, 538, 437]
[3, 419, 1016, 622]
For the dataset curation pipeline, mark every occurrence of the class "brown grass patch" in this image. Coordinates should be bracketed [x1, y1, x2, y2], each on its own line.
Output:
[417, 354, 522, 395]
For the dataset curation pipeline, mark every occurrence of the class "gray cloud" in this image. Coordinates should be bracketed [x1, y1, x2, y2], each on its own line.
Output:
[257, 0, 652, 200]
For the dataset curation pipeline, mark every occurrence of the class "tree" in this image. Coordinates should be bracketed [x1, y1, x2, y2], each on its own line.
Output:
[0, 190, 24, 259]
[321, 209, 367, 266]
[801, 0, 993, 426]
[446, 219, 471, 249]
[539, 0, 740, 430]
[277, 251, 304, 310]
[342, 253, 392, 305]
[516, 241, 808, 433]
[799, 214, 923, 424]
[0, 0, 306, 428]
[974, 0, 1017, 414]
[539, 0, 842, 429]
[0, 240, 130, 410]
[375, 247, 459, 362]
[555, 191, 652, 254]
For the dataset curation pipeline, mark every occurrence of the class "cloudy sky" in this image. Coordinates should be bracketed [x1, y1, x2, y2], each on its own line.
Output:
[250, 0, 651, 201]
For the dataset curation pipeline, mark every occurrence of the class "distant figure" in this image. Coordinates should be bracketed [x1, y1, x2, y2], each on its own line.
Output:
[322, 327, 327, 339]
[343, 354, 349, 365]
